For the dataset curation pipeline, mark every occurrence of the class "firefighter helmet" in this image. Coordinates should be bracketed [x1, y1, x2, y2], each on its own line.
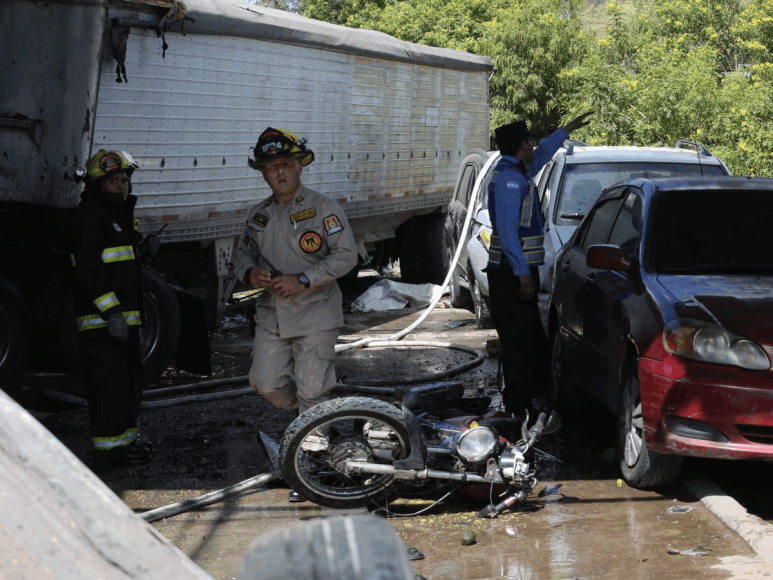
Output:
[249, 127, 314, 170]
[85, 150, 139, 185]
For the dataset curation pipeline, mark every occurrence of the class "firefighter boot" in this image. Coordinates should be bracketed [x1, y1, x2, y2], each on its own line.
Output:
[92, 441, 152, 473]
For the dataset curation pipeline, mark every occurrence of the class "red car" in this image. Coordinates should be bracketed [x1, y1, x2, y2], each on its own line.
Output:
[548, 176, 773, 487]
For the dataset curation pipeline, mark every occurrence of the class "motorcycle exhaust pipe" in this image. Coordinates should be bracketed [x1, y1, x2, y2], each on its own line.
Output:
[344, 461, 489, 483]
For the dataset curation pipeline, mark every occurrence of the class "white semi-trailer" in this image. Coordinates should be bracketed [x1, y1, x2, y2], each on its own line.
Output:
[0, 0, 492, 391]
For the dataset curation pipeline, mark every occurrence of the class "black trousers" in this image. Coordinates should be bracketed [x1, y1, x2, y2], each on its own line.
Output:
[486, 265, 542, 411]
[79, 328, 144, 447]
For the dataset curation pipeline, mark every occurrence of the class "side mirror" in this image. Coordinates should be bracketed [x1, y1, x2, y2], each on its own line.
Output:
[586, 244, 630, 271]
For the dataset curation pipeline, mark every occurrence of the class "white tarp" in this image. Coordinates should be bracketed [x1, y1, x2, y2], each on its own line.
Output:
[351, 279, 443, 312]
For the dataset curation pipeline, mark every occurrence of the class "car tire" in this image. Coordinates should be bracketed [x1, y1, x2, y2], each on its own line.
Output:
[140, 268, 181, 385]
[617, 372, 683, 488]
[447, 253, 471, 308]
[548, 329, 581, 413]
[470, 275, 494, 329]
[0, 276, 30, 396]
[398, 215, 447, 285]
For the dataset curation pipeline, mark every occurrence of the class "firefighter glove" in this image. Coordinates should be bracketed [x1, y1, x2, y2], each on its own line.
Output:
[138, 235, 161, 262]
[107, 312, 129, 343]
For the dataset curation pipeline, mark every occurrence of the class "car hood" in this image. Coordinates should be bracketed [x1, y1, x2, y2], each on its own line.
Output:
[657, 274, 773, 343]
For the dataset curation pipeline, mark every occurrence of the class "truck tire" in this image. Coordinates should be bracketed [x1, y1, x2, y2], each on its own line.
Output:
[397, 214, 448, 285]
[0, 276, 30, 394]
[140, 268, 181, 385]
[396, 217, 424, 283]
[237, 514, 415, 580]
[422, 213, 448, 285]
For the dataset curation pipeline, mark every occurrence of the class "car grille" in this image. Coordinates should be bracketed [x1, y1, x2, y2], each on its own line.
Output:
[736, 424, 773, 445]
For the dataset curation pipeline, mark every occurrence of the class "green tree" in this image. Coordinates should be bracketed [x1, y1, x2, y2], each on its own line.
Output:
[474, 0, 592, 136]
[565, 0, 773, 176]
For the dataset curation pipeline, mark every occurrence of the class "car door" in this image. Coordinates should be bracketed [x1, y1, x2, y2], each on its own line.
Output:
[583, 189, 643, 406]
[445, 153, 485, 280]
[536, 157, 562, 333]
[555, 188, 626, 390]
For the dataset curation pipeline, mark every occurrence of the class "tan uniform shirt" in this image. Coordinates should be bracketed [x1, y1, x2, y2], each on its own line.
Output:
[234, 184, 358, 339]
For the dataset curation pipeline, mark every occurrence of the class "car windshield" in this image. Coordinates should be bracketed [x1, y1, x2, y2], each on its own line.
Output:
[557, 162, 725, 221]
[652, 189, 773, 273]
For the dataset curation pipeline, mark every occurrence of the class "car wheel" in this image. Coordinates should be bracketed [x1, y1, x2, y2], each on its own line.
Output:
[447, 253, 471, 308]
[548, 330, 580, 412]
[470, 276, 494, 329]
[617, 372, 683, 488]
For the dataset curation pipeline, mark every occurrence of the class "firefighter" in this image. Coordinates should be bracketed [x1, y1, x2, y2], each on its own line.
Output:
[235, 128, 358, 417]
[71, 150, 160, 472]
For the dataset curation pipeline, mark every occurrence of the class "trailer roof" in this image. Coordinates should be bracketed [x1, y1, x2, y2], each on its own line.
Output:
[138, 0, 493, 72]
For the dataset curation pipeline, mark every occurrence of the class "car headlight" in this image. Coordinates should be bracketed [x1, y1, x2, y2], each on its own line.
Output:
[455, 426, 499, 463]
[664, 319, 770, 371]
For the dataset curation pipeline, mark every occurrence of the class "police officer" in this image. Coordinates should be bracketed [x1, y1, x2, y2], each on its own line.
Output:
[71, 150, 160, 472]
[485, 112, 593, 415]
[234, 128, 358, 418]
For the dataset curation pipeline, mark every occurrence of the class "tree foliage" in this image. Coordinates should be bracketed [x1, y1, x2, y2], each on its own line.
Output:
[474, 0, 592, 137]
[565, 0, 773, 176]
[298, 0, 773, 176]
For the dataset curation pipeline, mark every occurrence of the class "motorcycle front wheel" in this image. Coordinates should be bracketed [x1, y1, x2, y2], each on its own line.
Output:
[279, 397, 411, 509]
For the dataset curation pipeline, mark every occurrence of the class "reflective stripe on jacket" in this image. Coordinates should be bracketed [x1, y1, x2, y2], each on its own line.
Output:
[71, 189, 144, 331]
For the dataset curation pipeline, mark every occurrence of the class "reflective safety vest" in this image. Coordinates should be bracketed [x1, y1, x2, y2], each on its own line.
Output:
[487, 161, 545, 270]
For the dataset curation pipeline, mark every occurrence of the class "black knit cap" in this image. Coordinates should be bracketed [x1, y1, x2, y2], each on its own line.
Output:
[494, 120, 539, 152]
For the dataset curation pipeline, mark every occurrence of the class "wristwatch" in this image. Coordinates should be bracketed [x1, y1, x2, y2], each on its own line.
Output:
[299, 272, 310, 288]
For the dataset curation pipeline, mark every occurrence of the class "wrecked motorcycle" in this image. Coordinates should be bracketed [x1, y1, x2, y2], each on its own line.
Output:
[277, 381, 561, 518]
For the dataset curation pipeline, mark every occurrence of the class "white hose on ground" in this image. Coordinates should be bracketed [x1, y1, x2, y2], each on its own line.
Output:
[336, 153, 499, 355]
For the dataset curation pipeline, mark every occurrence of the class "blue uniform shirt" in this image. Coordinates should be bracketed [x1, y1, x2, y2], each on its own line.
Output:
[487, 128, 569, 276]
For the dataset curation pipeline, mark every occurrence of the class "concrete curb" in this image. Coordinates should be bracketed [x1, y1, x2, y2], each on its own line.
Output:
[684, 479, 773, 566]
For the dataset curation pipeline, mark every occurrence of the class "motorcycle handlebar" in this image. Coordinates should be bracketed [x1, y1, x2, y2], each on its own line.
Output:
[527, 411, 549, 445]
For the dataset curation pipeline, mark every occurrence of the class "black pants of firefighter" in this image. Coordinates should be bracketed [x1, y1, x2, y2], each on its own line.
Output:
[79, 327, 144, 450]
[487, 264, 548, 413]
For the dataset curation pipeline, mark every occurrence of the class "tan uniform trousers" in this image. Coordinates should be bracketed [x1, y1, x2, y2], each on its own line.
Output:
[249, 325, 338, 414]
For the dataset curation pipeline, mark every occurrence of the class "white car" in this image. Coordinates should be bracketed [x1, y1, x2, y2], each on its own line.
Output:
[444, 140, 732, 330]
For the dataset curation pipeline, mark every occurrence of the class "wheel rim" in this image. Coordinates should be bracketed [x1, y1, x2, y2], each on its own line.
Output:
[472, 279, 482, 322]
[0, 305, 11, 368]
[621, 379, 644, 467]
[293, 414, 408, 502]
[139, 290, 160, 365]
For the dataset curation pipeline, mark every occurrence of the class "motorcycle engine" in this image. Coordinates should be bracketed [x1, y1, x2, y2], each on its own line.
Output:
[499, 446, 529, 481]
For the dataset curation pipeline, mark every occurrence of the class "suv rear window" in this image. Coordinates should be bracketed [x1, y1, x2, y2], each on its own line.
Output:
[556, 162, 726, 226]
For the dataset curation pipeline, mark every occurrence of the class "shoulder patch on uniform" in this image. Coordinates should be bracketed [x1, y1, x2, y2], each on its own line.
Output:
[506, 181, 519, 189]
[251, 213, 269, 227]
[295, 196, 304, 203]
[299, 230, 322, 253]
[133, 218, 140, 231]
[324, 214, 343, 235]
[290, 208, 316, 223]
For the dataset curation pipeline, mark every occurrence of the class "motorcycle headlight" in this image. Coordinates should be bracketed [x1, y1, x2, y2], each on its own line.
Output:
[455, 426, 499, 464]
[664, 319, 770, 371]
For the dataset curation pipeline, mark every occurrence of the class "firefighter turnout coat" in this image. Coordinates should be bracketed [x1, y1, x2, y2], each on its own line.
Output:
[71, 189, 143, 331]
